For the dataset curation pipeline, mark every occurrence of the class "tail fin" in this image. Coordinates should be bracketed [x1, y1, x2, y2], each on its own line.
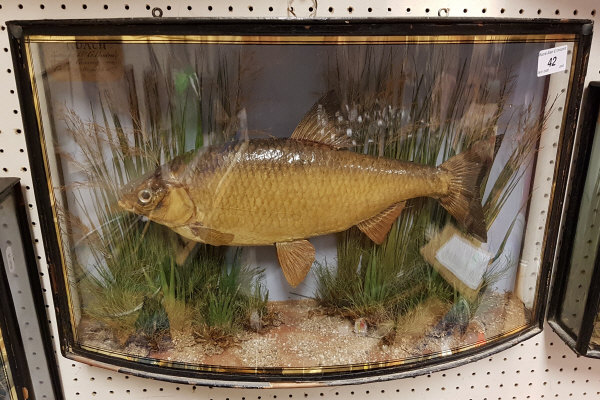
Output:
[438, 142, 491, 242]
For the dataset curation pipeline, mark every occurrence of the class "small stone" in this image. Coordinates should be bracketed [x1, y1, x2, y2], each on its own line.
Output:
[249, 310, 262, 331]
[354, 318, 368, 336]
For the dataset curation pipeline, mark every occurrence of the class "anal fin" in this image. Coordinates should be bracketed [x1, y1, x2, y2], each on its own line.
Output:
[276, 240, 315, 287]
[357, 202, 406, 244]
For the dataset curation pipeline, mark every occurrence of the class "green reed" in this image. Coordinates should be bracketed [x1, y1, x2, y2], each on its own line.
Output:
[194, 250, 268, 340]
[62, 45, 265, 340]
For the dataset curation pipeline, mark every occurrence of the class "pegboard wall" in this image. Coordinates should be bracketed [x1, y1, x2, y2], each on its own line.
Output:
[0, 1, 599, 399]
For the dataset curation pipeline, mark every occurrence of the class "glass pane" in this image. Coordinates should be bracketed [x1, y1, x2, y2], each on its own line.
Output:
[0, 190, 54, 397]
[25, 31, 577, 379]
[0, 327, 18, 400]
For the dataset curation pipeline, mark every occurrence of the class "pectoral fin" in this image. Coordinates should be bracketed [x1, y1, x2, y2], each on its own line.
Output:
[276, 240, 315, 287]
[357, 202, 406, 244]
[175, 239, 198, 266]
[189, 224, 234, 246]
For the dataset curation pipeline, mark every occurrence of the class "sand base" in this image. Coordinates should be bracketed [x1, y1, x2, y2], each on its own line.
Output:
[78, 291, 528, 369]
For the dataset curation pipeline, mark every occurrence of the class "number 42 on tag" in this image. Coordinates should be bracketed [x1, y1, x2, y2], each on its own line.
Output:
[537, 45, 568, 77]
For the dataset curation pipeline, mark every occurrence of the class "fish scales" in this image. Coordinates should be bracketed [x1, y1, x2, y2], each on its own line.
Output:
[179, 138, 449, 245]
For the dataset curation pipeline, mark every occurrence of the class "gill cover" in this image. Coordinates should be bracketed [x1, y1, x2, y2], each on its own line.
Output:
[150, 186, 195, 227]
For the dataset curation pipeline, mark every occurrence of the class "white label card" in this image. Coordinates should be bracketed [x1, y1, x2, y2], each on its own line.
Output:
[537, 45, 568, 77]
[435, 235, 491, 290]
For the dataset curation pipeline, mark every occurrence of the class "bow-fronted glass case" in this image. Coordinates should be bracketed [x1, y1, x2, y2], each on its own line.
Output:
[549, 82, 600, 357]
[9, 19, 591, 385]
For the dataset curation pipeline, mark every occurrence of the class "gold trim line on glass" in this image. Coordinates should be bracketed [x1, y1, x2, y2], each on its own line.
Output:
[24, 41, 79, 338]
[25, 33, 578, 45]
[74, 323, 530, 376]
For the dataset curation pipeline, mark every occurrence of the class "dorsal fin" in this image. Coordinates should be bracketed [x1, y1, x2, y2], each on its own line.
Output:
[290, 91, 352, 149]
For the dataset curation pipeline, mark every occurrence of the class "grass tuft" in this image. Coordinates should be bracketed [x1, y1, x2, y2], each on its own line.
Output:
[315, 47, 550, 340]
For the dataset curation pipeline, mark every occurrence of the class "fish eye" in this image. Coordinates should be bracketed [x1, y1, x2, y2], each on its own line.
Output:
[138, 189, 153, 205]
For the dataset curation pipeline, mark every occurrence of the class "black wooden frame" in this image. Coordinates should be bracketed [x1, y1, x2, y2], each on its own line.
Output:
[7, 18, 593, 386]
[548, 82, 600, 358]
[0, 178, 63, 400]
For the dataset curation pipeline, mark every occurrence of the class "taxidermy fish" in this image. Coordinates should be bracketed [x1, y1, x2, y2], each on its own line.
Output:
[118, 93, 489, 287]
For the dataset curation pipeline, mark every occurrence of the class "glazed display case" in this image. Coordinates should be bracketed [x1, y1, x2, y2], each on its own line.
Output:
[548, 82, 600, 357]
[0, 179, 38, 400]
[0, 258, 32, 400]
[8, 19, 592, 386]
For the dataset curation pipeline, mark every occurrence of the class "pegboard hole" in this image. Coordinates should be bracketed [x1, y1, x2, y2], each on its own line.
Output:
[208, 5, 212, 11]
[482, 8, 486, 13]
[103, 4, 108, 9]
[519, 9, 524, 14]
[555, 9, 560, 15]
[591, 9, 596, 16]
[368, 7, 372, 12]
[328, 7, 333, 12]
[348, 6, 353, 13]
[269, 6, 273, 11]
[18, 4, 23, 9]
[573, 9, 578, 15]
[39, 4, 44, 9]
[500, 8, 505, 13]
[82, 4, 87, 9]
[249, 6, 253, 11]
[406, 7, 411, 12]
[125, 4, 129, 10]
